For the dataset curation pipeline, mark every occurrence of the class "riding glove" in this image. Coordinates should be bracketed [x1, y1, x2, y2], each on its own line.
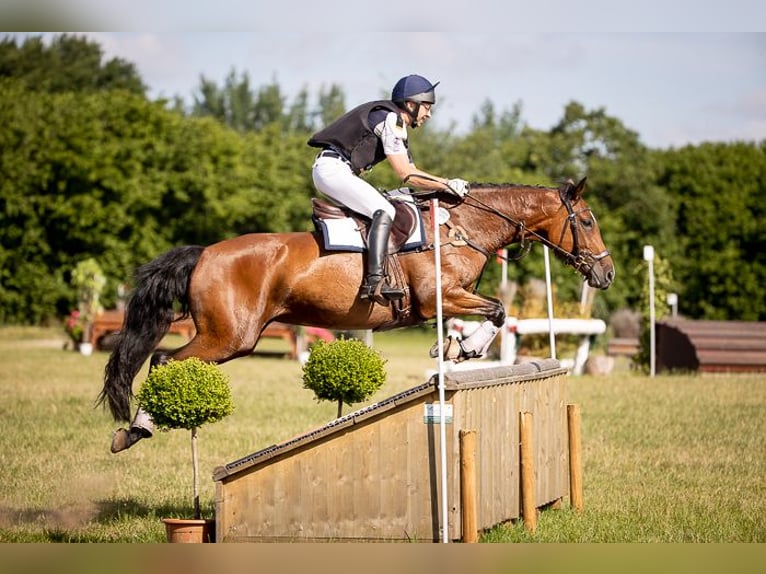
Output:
[446, 178, 470, 197]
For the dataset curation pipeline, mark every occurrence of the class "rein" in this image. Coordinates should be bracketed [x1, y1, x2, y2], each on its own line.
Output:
[459, 185, 610, 273]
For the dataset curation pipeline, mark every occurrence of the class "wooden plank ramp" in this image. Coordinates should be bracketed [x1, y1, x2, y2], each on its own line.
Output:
[214, 359, 571, 542]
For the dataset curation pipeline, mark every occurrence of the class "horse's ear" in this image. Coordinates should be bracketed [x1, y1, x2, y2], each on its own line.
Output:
[572, 177, 587, 201]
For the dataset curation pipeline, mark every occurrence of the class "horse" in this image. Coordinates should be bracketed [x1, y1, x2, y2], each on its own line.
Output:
[99, 177, 614, 452]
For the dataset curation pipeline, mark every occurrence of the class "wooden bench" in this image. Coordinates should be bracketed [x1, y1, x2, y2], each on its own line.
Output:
[91, 310, 195, 349]
[256, 322, 298, 360]
[657, 319, 766, 372]
[91, 310, 301, 359]
[607, 337, 639, 358]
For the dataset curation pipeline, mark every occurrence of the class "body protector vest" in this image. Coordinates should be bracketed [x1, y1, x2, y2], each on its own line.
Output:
[308, 100, 406, 174]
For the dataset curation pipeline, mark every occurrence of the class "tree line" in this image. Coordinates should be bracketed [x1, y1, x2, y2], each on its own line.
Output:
[1, 33, 764, 326]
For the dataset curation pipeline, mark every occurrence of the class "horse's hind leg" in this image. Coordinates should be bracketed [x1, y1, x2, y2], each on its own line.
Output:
[110, 351, 172, 453]
[111, 325, 262, 454]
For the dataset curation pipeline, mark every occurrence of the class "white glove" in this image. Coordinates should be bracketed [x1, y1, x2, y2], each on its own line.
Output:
[446, 178, 469, 197]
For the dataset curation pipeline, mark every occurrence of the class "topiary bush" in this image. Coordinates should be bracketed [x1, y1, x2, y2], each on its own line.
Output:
[302, 337, 387, 418]
[138, 357, 234, 431]
[137, 357, 234, 519]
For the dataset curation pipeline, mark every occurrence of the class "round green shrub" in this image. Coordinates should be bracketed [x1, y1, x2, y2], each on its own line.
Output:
[302, 338, 387, 409]
[137, 357, 234, 430]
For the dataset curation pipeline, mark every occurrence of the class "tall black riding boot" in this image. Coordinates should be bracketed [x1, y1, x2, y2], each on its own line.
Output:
[360, 210, 405, 304]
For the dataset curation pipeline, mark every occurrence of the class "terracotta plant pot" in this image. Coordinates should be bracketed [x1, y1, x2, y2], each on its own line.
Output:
[162, 518, 215, 543]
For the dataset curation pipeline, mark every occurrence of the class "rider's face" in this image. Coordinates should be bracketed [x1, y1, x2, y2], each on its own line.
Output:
[408, 101, 432, 128]
[417, 102, 432, 124]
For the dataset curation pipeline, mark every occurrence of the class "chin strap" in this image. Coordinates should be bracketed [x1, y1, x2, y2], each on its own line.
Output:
[408, 102, 422, 128]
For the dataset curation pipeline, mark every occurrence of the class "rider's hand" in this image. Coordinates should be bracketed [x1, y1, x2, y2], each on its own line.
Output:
[446, 178, 469, 198]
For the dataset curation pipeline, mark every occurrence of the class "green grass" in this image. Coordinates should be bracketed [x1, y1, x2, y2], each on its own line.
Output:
[486, 373, 766, 542]
[0, 326, 764, 543]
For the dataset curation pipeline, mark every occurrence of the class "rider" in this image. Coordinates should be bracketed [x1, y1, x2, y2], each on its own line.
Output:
[308, 74, 469, 303]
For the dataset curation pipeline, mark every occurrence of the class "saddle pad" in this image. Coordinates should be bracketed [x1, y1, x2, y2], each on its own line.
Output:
[315, 200, 426, 253]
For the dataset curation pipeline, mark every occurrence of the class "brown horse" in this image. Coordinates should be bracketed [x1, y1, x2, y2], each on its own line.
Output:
[99, 177, 614, 452]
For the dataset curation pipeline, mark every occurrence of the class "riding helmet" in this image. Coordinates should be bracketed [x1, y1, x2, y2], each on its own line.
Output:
[391, 74, 439, 105]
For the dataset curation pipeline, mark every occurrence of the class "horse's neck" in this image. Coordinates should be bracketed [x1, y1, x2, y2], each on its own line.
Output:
[456, 184, 558, 249]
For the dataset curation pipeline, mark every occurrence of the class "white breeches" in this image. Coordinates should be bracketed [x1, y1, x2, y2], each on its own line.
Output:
[312, 156, 395, 220]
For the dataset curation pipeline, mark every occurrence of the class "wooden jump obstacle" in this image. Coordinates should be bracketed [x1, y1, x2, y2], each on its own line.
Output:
[656, 318, 766, 373]
[213, 359, 581, 542]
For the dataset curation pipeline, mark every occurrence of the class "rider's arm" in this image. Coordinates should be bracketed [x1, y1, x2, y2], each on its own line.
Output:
[376, 111, 451, 192]
[386, 153, 450, 191]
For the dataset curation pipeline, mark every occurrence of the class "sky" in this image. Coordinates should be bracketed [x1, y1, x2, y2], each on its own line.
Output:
[4, 4, 766, 149]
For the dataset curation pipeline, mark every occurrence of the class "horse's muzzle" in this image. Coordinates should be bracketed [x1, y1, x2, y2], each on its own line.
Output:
[587, 251, 615, 289]
[573, 250, 614, 290]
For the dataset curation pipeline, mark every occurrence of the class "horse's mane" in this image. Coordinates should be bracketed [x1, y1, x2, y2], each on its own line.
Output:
[469, 182, 556, 191]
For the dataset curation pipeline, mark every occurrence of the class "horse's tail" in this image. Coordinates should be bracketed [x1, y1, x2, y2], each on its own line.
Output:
[97, 245, 205, 422]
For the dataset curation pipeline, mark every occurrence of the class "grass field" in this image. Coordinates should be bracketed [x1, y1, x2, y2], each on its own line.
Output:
[0, 326, 764, 543]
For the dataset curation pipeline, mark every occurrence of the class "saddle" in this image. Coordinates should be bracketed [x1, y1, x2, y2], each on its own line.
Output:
[311, 197, 420, 253]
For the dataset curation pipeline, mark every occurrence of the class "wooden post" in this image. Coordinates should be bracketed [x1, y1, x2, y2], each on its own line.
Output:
[519, 411, 536, 532]
[567, 403, 584, 512]
[459, 429, 478, 543]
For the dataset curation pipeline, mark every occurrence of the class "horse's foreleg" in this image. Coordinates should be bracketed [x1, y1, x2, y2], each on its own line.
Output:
[428, 290, 506, 362]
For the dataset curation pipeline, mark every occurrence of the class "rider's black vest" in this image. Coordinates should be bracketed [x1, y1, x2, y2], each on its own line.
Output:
[308, 100, 406, 173]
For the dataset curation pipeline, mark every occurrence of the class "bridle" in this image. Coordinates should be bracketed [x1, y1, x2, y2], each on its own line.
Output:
[551, 186, 612, 273]
[454, 184, 611, 276]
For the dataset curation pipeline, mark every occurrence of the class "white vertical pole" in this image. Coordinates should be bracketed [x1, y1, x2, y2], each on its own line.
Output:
[643, 245, 656, 377]
[500, 249, 508, 292]
[543, 246, 557, 359]
[579, 282, 590, 316]
[667, 293, 678, 318]
[430, 198, 449, 544]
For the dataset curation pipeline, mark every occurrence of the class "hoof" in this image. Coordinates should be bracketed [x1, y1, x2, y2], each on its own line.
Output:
[429, 336, 464, 362]
[110, 427, 147, 454]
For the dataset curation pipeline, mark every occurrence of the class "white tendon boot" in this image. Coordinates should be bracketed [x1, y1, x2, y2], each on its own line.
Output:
[430, 320, 500, 362]
[110, 407, 155, 454]
[457, 320, 499, 361]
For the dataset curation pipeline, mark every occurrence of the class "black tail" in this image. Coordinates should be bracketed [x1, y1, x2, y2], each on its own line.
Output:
[97, 245, 205, 422]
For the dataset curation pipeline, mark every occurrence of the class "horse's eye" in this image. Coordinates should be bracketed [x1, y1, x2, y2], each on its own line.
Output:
[581, 217, 594, 229]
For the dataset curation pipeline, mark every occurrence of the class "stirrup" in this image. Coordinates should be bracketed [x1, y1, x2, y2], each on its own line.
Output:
[360, 276, 404, 305]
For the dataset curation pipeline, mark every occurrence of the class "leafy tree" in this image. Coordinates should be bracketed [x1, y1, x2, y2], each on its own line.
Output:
[285, 86, 313, 132]
[191, 68, 256, 131]
[314, 83, 346, 128]
[0, 82, 179, 321]
[253, 77, 286, 129]
[191, 75, 227, 121]
[654, 142, 766, 320]
[0, 33, 145, 95]
[190, 70, 316, 134]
